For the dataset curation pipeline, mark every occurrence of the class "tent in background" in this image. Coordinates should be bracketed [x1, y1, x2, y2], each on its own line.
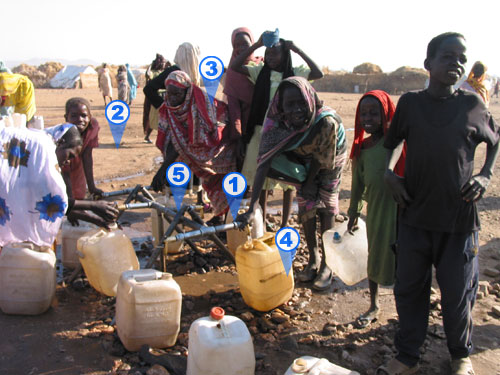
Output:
[50, 66, 98, 88]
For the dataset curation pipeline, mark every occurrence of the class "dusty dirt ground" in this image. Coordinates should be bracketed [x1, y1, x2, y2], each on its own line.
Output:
[0, 88, 499, 375]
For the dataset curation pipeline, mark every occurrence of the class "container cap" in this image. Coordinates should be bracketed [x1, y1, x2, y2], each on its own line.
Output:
[210, 306, 225, 320]
[333, 232, 341, 241]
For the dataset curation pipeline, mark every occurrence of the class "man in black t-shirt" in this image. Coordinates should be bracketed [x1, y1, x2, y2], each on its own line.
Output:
[379, 32, 499, 375]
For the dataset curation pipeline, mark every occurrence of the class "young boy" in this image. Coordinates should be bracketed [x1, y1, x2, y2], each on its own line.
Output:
[380, 32, 499, 375]
[62, 97, 103, 200]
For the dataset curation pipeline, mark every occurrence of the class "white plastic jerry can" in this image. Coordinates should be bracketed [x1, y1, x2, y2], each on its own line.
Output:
[115, 269, 182, 351]
[77, 224, 139, 296]
[322, 218, 368, 286]
[187, 307, 255, 375]
[61, 218, 97, 269]
[285, 356, 360, 375]
[0, 242, 56, 315]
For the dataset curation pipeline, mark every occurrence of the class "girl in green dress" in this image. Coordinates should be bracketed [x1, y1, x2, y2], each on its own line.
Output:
[347, 90, 405, 328]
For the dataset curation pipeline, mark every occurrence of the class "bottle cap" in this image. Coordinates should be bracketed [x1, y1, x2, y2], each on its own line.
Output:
[333, 232, 341, 241]
[210, 306, 225, 320]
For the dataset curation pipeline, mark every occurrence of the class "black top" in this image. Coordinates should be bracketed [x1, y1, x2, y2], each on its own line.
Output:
[384, 89, 499, 233]
[143, 65, 181, 109]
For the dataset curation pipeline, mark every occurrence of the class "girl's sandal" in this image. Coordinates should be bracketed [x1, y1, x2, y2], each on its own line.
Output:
[356, 311, 380, 328]
[376, 358, 419, 375]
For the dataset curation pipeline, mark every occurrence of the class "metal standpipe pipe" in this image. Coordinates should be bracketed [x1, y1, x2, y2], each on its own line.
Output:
[164, 222, 243, 243]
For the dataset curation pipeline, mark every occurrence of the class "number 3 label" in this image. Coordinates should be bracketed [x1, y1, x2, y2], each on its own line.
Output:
[105, 100, 130, 125]
[199, 56, 224, 81]
[222, 172, 247, 197]
[276, 227, 300, 252]
[167, 162, 191, 187]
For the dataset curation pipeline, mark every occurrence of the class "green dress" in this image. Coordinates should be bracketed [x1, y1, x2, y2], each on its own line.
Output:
[347, 138, 397, 286]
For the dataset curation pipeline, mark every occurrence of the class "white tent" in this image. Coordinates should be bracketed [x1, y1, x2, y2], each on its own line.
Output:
[50, 65, 97, 88]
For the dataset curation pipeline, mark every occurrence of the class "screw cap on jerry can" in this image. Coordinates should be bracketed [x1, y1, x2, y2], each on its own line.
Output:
[210, 306, 225, 320]
[333, 232, 341, 243]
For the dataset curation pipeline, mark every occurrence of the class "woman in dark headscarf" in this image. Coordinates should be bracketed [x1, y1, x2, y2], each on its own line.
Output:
[237, 77, 347, 290]
[230, 31, 323, 230]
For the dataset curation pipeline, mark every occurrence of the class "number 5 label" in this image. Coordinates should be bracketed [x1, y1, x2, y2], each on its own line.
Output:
[276, 227, 300, 252]
[222, 172, 247, 197]
[167, 162, 191, 187]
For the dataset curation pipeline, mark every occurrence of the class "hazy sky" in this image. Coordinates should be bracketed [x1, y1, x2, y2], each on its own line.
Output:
[3, 0, 500, 76]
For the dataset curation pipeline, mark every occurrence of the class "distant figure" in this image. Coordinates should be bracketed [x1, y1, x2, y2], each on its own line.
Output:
[461, 61, 490, 107]
[494, 79, 499, 98]
[117, 65, 129, 103]
[98, 63, 113, 106]
[126, 63, 137, 105]
[143, 54, 169, 143]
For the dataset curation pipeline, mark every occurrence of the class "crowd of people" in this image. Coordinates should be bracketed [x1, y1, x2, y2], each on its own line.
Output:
[1, 29, 499, 375]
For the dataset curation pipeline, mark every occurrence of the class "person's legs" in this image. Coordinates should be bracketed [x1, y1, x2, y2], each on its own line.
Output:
[435, 231, 478, 361]
[297, 212, 320, 282]
[259, 189, 267, 225]
[393, 223, 433, 368]
[281, 189, 294, 228]
[357, 279, 380, 327]
[312, 210, 334, 290]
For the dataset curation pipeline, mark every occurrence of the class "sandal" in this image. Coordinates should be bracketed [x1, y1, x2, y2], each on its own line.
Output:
[376, 358, 419, 375]
[450, 357, 475, 375]
[356, 310, 379, 328]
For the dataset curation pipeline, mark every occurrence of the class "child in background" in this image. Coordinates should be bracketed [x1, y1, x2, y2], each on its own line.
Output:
[381, 32, 499, 375]
[62, 97, 103, 201]
[347, 90, 405, 328]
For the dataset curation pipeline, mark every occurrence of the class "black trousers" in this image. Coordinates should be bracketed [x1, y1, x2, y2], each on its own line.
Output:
[394, 223, 479, 367]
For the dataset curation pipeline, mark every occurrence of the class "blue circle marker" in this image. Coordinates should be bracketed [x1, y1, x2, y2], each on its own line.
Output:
[199, 56, 224, 106]
[105, 100, 130, 125]
[199, 56, 224, 81]
[166, 162, 191, 210]
[105, 100, 130, 148]
[222, 172, 247, 197]
[223, 172, 247, 221]
[276, 227, 300, 276]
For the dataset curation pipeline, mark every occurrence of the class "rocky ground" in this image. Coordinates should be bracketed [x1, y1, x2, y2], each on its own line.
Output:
[0, 88, 499, 375]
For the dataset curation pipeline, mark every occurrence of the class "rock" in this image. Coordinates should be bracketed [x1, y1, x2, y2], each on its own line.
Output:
[476, 291, 485, 300]
[492, 306, 500, 318]
[146, 364, 171, 375]
[298, 335, 315, 345]
[280, 336, 298, 351]
[258, 317, 275, 332]
[271, 311, 289, 324]
[478, 281, 490, 296]
[484, 268, 500, 278]
[430, 287, 438, 295]
[183, 300, 195, 311]
[322, 324, 337, 336]
[240, 311, 254, 322]
[177, 332, 189, 347]
[259, 333, 276, 343]
[249, 326, 259, 335]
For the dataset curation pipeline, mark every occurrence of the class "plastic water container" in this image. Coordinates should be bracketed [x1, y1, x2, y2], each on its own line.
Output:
[28, 115, 44, 130]
[285, 356, 360, 375]
[235, 233, 294, 311]
[61, 218, 97, 269]
[322, 218, 368, 286]
[116, 269, 182, 351]
[151, 195, 183, 253]
[77, 224, 139, 296]
[226, 204, 264, 257]
[0, 242, 56, 315]
[187, 307, 255, 375]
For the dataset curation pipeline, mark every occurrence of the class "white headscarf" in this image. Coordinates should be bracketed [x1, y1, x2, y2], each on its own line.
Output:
[174, 42, 201, 87]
